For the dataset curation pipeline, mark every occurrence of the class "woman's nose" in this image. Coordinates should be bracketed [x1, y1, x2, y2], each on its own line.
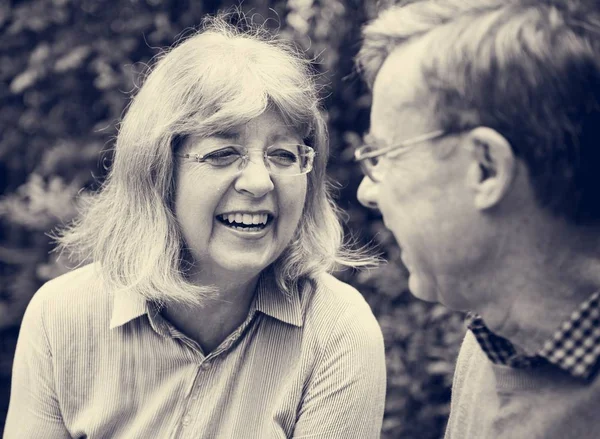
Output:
[357, 176, 379, 209]
[234, 156, 275, 197]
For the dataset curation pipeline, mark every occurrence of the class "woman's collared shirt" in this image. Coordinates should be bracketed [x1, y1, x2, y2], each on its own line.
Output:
[4, 263, 386, 439]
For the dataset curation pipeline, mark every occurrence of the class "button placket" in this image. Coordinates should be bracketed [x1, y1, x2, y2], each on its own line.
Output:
[179, 363, 204, 433]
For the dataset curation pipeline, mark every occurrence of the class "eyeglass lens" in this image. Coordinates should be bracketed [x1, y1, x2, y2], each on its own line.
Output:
[201, 144, 313, 176]
[358, 146, 383, 182]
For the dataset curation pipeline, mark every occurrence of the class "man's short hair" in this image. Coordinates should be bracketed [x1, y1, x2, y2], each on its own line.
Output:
[358, 0, 600, 224]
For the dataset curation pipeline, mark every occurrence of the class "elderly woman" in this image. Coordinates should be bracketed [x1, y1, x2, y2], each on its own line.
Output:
[4, 16, 386, 439]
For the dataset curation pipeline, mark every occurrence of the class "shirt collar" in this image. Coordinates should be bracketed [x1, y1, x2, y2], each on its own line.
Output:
[109, 270, 304, 330]
[467, 291, 600, 381]
[109, 291, 149, 329]
[252, 270, 304, 327]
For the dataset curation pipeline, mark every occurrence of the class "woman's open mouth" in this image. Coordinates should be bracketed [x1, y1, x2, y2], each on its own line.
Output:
[216, 213, 274, 232]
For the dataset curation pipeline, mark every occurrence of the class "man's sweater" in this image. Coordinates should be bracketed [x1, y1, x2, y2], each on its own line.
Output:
[445, 330, 600, 439]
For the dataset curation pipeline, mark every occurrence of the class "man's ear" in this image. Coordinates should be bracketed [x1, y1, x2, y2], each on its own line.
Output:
[464, 127, 517, 210]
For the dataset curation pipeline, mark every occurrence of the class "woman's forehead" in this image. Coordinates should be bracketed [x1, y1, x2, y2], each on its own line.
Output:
[182, 125, 303, 153]
[211, 125, 300, 140]
[192, 111, 304, 141]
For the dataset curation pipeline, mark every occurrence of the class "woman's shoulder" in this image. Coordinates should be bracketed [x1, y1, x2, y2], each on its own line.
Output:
[309, 272, 373, 312]
[26, 263, 111, 331]
[302, 273, 383, 343]
[18, 264, 122, 380]
[34, 263, 106, 303]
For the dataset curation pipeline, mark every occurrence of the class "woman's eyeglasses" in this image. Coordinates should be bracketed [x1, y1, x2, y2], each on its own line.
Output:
[176, 144, 316, 177]
[354, 130, 447, 182]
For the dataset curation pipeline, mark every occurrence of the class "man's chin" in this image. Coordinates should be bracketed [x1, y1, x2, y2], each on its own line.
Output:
[407, 273, 440, 304]
[409, 273, 469, 311]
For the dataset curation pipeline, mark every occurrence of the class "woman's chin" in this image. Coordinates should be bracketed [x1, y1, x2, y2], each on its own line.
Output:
[212, 252, 276, 277]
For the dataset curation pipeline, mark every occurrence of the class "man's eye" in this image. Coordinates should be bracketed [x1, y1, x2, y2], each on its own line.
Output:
[362, 146, 380, 166]
[268, 149, 298, 166]
[203, 148, 241, 166]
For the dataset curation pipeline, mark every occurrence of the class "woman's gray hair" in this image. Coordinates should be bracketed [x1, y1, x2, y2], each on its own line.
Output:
[56, 14, 373, 306]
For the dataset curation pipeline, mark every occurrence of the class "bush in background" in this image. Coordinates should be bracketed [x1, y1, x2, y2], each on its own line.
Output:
[0, 1, 465, 437]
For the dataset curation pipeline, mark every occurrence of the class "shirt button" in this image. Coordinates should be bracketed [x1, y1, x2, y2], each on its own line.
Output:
[201, 361, 211, 370]
[183, 416, 191, 426]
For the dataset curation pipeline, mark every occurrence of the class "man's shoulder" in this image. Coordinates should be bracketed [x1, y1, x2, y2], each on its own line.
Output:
[458, 330, 481, 361]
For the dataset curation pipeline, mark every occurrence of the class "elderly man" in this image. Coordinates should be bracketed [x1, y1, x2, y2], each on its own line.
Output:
[355, 1, 600, 438]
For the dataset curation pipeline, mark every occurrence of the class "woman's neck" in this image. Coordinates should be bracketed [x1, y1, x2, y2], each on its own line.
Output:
[163, 271, 261, 354]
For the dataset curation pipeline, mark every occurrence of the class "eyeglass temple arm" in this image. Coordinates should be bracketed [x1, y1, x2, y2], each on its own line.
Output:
[356, 129, 446, 160]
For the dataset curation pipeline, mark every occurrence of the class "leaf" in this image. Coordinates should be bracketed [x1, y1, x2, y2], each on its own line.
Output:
[10, 69, 39, 93]
[54, 46, 92, 73]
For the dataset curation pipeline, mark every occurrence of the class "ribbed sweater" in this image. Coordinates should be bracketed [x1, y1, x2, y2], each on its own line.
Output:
[445, 330, 600, 439]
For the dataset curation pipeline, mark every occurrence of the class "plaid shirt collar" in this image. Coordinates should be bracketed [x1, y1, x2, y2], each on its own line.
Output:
[466, 291, 600, 381]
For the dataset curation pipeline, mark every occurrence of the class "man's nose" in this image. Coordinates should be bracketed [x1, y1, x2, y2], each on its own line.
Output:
[357, 176, 379, 209]
[234, 155, 275, 198]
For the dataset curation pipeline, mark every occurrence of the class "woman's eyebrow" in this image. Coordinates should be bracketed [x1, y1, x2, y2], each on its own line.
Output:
[211, 131, 239, 141]
[269, 132, 301, 143]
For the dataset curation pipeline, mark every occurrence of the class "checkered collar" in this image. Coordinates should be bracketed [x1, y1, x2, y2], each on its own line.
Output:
[466, 291, 600, 381]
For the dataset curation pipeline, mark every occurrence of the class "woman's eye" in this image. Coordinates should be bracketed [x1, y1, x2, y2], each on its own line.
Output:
[268, 149, 298, 166]
[203, 148, 241, 166]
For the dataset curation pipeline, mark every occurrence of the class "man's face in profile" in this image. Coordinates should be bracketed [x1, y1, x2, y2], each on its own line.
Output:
[358, 39, 484, 310]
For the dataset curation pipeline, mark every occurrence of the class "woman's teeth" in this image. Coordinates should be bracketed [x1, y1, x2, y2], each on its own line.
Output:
[217, 213, 270, 231]
[220, 213, 269, 225]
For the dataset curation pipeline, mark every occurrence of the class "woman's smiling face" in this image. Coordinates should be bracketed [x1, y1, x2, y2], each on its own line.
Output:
[174, 108, 308, 282]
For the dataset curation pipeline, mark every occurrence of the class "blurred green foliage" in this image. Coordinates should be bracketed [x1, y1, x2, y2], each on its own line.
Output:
[0, 0, 465, 437]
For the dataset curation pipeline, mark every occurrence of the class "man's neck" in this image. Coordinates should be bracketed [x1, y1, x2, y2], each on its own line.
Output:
[475, 243, 600, 354]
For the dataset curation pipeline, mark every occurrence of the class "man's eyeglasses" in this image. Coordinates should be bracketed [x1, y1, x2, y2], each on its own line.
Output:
[354, 129, 446, 182]
[176, 144, 316, 177]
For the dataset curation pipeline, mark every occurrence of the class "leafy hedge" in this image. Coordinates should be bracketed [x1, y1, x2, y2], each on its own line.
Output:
[0, 1, 465, 437]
